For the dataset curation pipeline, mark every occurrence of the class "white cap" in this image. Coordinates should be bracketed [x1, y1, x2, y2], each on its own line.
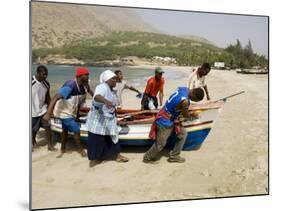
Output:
[99, 70, 116, 83]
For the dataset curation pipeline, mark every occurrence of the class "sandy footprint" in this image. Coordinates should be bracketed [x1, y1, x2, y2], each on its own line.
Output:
[46, 177, 55, 183]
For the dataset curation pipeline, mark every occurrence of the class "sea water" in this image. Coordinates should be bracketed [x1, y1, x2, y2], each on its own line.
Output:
[31, 64, 188, 97]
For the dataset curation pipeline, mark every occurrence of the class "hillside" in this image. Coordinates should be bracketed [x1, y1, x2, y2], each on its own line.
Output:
[31, 2, 158, 49]
[179, 35, 214, 45]
[31, 2, 268, 68]
[33, 31, 229, 66]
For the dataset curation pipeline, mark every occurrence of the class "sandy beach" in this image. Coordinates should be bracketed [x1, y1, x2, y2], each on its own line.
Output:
[31, 66, 268, 209]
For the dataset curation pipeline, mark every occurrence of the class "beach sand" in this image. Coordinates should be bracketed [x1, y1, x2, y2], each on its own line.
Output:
[31, 67, 268, 209]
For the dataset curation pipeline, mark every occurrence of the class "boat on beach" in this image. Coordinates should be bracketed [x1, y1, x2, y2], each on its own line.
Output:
[50, 100, 226, 151]
[236, 69, 268, 74]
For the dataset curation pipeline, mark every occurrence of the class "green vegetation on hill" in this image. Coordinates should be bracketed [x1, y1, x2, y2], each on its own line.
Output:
[32, 31, 268, 68]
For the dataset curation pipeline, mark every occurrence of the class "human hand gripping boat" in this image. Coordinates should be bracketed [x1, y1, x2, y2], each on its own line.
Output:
[50, 91, 245, 151]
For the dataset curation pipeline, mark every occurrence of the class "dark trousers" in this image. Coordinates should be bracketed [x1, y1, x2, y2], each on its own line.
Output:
[143, 125, 187, 160]
[143, 96, 158, 110]
[87, 132, 120, 160]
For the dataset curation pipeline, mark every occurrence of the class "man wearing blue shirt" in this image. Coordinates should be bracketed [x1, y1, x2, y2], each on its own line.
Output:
[143, 87, 204, 163]
[43, 67, 93, 157]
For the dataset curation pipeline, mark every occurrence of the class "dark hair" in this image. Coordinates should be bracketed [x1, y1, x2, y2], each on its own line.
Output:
[193, 88, 205, 101]
[114, 70, 122, 75]
[201, 62, 211, 71]
[36, 65, 48, 73]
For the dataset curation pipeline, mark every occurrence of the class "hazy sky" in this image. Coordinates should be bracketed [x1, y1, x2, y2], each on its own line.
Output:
[134, 8, 268, 56]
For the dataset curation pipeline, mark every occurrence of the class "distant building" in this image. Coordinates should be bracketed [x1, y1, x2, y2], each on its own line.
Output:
[152, 56, 177, 64]
[214, 62, 225, 69]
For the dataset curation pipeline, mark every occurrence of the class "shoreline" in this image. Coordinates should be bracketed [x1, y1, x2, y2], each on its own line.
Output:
[32, 65, 268, 209]
[47, 64, 193, 99]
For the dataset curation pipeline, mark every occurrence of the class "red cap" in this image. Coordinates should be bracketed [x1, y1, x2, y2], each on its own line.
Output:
[76, 67, 89, 77]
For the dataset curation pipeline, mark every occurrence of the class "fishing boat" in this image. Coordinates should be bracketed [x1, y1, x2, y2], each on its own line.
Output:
[50, 91, 244, 150]
[236, 69, 268, 74]
[50, 99, 228, 151]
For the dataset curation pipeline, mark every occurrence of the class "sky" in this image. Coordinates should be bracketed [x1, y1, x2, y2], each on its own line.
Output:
[134, 8, 268, 57]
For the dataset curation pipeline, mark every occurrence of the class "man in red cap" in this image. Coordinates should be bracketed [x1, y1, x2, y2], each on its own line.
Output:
[43, 67, 93, 157]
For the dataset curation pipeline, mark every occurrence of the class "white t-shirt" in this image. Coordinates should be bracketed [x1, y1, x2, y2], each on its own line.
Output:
[93, 83, 117, 118]
[187, 68, 206, 89]
[31, 75, 49, 117]
[113, 80, 128, 108]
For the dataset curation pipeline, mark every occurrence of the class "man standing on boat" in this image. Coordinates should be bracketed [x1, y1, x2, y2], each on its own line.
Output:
[114, 70, 142, 109]
[141, 67, 165, 110]
[143, 87, 204, 163]
[32, 65, 57, 151]
[187, 62, 211, 100]
[43, 67, 93, 157]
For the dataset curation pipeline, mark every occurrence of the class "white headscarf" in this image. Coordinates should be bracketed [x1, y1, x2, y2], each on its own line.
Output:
[99, 70, 116, 83]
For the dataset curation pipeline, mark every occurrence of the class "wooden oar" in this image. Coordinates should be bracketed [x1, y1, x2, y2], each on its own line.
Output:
[213, 91, 245, 103]
[117, 109, 159, 118]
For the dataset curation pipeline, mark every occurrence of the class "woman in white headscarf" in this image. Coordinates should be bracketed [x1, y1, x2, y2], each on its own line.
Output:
[86, 70, 129, 167]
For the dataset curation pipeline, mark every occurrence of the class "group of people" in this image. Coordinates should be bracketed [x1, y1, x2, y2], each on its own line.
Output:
[31, 63, 211, 166]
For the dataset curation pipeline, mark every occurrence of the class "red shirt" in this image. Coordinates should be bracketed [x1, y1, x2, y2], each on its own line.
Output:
[144, 76, 165, 97]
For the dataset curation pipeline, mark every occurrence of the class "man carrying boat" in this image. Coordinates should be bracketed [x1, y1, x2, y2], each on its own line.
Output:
[43, 67, 93, 157]
[32, 65, 57, 151]
[143, 87, 204, 163]
[187, 62, 211, 100]
[114, 70, 141, 109]
[141, 67, 165, 110]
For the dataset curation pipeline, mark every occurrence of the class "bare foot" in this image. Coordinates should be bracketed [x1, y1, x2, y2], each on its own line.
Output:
[116, 154, 129, 163]
[48, 146, 58, 151]
[79, 149, 87, 157]
[32, 144, 39, 149]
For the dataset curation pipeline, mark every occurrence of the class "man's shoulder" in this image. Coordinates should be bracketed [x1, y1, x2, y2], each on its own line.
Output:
[62, 79, 79, 91]
[148, 76, 154, 81]
[63, 79, 75, 87]
[32, 75, 37, 86]
[117, 80, 127, 86]
[44, 79, 50, 85]
[189, 70, 197, 77]
[59, 79, 76, 94]
[42, 80, 50, 89]
[146, 76, 155, 85]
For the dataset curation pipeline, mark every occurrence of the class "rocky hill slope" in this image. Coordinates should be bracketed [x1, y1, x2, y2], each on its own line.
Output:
[31, 2, 158, 49]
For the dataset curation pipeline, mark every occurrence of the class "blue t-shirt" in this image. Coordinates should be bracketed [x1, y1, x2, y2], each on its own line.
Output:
[58, 79, 86, 99]
[156, 87, 189, 127]
[53, 79, 87, 118]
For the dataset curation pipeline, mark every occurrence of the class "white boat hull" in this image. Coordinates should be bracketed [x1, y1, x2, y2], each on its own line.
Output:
[50, 101, 225, 150]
